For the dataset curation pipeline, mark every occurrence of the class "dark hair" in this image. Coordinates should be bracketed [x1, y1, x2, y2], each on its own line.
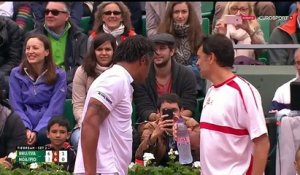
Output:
[113, 35, 155, 63]
[201, 34, 234, 67]
[158, 2, 203, 54]
[47, 116, 70, 132]
[157, 93, 182, 110]
[20, 34, 57, 85]
[82, 33, 116, 79]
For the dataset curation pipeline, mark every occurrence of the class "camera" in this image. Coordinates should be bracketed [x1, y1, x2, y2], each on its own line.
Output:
[223, 15, 242, 25]
[162, 108, 174, 120]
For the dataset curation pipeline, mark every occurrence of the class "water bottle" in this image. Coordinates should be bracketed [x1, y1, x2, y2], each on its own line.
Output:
[176, 117, 193, 164]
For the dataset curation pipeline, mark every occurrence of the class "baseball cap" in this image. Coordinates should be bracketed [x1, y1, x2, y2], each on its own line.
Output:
[150, 33, 176, 46]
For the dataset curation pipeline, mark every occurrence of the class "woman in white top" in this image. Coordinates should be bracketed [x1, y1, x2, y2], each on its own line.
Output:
[214, 1, 265, 60]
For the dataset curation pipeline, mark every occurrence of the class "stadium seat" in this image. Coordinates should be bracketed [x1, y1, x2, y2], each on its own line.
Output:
[142, 15, 147, 37]
[257, 19, 272, 64]
[258, 19, 271, 42]
[201, 1, 214, 18]
[64, 99, 76, 129]
[80, 16, 91, 34]
[258, 51, 269, 65]
[202, 18, 210, 36]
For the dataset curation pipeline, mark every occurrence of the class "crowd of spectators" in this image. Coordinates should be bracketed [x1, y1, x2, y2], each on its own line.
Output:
[0, 1, 299, 174]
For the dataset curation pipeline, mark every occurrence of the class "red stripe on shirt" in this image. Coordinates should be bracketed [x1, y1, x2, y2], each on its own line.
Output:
[214, 74, 237, 88]
[200, 122, 249, 136]
[239, 77, 259, 109]
[227, 80, 248, 113]
[246, 155, 253, 175]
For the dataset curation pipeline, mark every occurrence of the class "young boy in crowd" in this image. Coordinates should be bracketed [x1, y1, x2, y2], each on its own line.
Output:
[46, 116, 76, 172]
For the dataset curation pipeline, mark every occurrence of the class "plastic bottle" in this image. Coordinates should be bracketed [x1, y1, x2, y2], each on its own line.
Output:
[176, 117, 193, 164]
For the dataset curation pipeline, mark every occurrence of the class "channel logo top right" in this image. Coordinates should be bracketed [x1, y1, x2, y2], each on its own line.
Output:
[256, 15, 293, 21]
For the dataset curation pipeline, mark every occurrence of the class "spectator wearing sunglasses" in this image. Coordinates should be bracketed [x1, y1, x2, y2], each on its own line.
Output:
[212, 2, 276, 32]
[91, 2, 143, 35]
[13, 2, 83, 28]
[213, 2, 265, 61]
[88, 1, 136, 49]
[27, 2, 88, 98]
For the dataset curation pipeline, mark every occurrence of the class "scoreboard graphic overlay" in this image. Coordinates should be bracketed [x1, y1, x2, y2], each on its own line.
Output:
[16, 146, 68, 163]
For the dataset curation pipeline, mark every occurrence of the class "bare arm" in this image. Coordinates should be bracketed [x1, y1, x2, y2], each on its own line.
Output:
[251, 133, 270, 175]
[81, 97, 110, 175]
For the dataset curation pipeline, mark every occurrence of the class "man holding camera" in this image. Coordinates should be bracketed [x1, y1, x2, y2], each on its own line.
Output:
[133, 33, 197, 123]
[134, 93, 199, 165]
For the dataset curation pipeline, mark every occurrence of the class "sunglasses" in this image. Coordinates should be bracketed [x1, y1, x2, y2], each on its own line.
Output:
[103, 10, 122, 16]
[45, 9, 68, 16]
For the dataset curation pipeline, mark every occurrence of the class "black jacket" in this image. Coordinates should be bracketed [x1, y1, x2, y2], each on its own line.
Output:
[0, 104, 27, 157]
[0, 16, 24, 76]
[133, 59, 197, 122]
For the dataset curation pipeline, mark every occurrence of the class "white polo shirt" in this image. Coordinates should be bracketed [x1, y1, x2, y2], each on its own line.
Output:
[200, 75, 268, 175]
[74, 64, 134, 175]
[271, 77, 297, 110]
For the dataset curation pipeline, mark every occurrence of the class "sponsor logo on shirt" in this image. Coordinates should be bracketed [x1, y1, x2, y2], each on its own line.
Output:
[203, 96, 213, 109]
[97, 91, 112, 104]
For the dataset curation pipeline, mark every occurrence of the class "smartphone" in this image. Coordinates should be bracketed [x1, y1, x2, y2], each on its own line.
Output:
[162, 109, 174, 120]
[224, 15, 242, 25]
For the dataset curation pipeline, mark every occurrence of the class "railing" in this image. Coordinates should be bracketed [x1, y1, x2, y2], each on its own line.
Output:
[234, 44, 300, 49]
[265, 117, 276, 124]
